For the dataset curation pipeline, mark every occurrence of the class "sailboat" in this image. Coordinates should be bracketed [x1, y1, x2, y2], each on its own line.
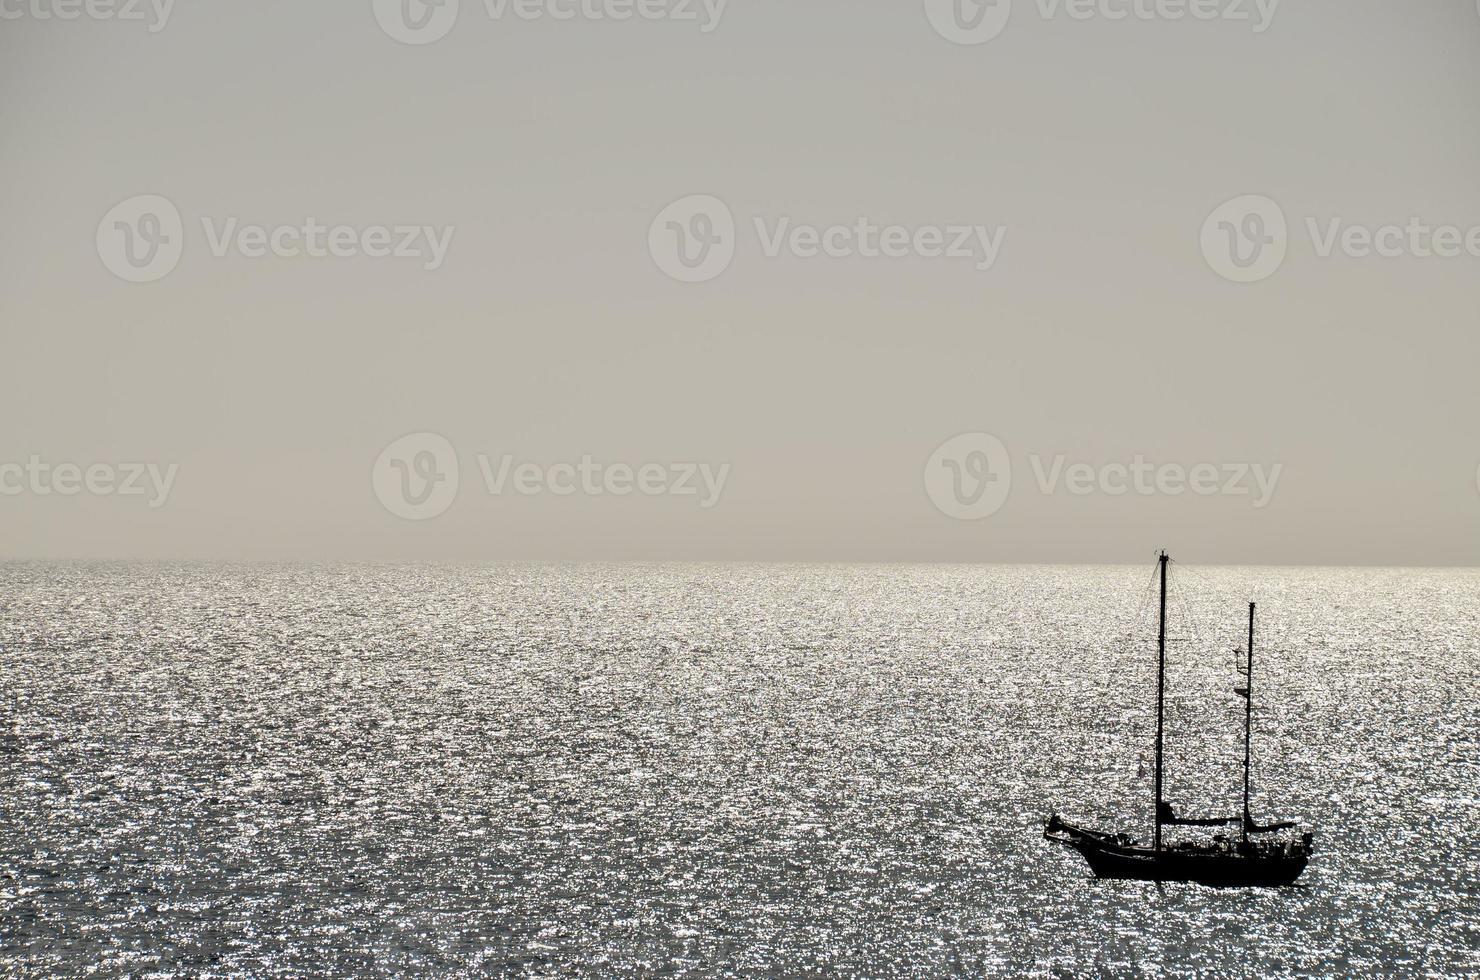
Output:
[1044, 551, 1314, 887]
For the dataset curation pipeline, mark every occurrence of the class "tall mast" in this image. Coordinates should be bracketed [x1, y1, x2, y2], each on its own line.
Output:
[1154, 551, 1168, 853]
[1242, 601, 1255, 843]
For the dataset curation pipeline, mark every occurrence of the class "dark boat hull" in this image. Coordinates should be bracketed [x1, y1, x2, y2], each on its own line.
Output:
[1074, 839, 1307, 887]
[1046, 817, 1310, 887]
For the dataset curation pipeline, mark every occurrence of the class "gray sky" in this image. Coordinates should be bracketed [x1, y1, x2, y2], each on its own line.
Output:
[2, 0, 1478, 564]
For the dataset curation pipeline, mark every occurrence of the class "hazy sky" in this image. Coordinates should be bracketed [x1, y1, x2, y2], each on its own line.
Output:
[2, 0, 1478, 564]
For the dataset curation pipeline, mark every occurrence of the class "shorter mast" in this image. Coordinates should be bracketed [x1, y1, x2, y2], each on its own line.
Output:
[1241, 601, 1254, 843]
[1154, 551, 1168, 853]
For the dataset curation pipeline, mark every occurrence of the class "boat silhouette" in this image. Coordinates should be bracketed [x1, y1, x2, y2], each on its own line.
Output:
[1044, 551, 1314, 887]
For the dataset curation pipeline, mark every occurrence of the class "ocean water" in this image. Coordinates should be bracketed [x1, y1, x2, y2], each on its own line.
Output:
[1, 561, 1477, 976]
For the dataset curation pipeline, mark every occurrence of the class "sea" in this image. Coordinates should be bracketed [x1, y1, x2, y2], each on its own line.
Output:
[2, 562, 1477, 976]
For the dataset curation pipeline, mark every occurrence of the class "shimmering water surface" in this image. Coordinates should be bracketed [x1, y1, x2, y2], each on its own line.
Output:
[2, 562, 1477, 975]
